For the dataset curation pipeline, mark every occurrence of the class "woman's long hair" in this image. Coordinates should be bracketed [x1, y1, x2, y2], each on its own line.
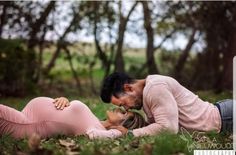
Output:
[121, 112, 148, 130]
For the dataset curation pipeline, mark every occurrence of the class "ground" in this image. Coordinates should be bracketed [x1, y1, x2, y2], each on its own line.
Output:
[0, 44, 233, 155]
[0, 91, 233, 155]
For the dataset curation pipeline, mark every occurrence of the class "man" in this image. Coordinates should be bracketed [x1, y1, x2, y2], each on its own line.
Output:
[99, 72, 233, 137]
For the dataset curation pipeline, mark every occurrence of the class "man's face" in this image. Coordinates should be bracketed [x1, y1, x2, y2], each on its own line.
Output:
[111, 90, 143, 111]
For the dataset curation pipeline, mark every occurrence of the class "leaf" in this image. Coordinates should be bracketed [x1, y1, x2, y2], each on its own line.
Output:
[113, 140, 120, 146]
[59, 138, 80, 155]
[59, 138, 76, 148]
[28, 133, 41, 151]
[129, 139, 139, 148]
[142, 144, 153, 155]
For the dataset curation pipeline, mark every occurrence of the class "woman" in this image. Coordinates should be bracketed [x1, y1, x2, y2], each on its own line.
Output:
[0, 97, 147, 139]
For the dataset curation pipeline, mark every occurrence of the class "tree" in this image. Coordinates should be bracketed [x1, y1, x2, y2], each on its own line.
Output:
[114, 1, 138, 73]
[174, 28, 196, 79]
[190, 2, 236, 91]
[91, 1, 115, 78]
[141, 1, 159, 74]
[219, 6, 236, 90]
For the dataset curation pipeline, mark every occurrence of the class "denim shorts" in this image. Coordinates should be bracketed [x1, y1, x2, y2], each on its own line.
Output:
[215, 99, 233, 133]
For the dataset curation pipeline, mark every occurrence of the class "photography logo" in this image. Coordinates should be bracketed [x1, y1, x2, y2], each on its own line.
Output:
[180, 127, 233, 153]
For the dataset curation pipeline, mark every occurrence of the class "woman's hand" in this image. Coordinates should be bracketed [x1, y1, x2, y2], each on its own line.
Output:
[109, 125, 128, 135]
[53, 97, 70, 110]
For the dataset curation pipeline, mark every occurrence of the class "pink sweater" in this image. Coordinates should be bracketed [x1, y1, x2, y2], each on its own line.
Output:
[0, 97, 122, 139]
[133, 75, 221, 137]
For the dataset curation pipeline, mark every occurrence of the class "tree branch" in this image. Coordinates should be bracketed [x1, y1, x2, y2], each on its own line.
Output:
[154, 29, 176, 52]
[63, 45, 82, 92]
[174, 28, 197, 77]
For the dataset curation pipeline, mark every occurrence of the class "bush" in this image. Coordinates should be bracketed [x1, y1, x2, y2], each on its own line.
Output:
[0, 39, 35, 97]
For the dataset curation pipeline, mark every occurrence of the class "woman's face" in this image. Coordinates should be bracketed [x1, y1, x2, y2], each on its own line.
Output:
[106, 108, 133, 125]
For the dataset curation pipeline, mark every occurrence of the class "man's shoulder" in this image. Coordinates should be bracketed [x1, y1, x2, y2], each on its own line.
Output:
[143, 75, 168, 102]
[145, 74, 171, 86]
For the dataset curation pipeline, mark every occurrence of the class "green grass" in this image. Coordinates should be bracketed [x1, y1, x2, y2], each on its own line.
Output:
[0, 43, 233, 154]
[0, 91, 233, 155]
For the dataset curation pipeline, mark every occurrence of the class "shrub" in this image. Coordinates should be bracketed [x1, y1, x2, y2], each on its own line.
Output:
[0, 39, 35, 96]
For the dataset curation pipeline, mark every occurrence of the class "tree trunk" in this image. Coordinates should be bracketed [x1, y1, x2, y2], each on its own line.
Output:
[142, 1, 158, 74]
[220, 9, 236, 90]
[221, 34, 236, 90]
[114, 16, 125, 72]
[35, 26, 47, 82]
[114, 1, 137, 73]
[43, 42, 62, 76]
[44, 12, 80, 75]
[0, 2, 8, 37]
[93, 13, 109, 69]
[63, 46, 82, 93]
[28, 1, 55, 49]
[174, 28, 196, 79]
[191, 32, 221, 90]
[27, 1, 55, 82]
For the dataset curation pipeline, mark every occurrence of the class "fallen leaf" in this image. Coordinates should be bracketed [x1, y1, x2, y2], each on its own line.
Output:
[143, 144, 152, 155]
[113, 140, 120, 146]
[59, 138, 80, 155]
[130, 139, 139, 148]
[28, 133, 41, 151]
[59, 138, 76, 148]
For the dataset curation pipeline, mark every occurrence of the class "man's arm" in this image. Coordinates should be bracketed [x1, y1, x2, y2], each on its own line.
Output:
[132, 84, 179, 137]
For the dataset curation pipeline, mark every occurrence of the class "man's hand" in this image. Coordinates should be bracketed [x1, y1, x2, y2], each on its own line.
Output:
[109, 125, 128, 135]
[53, 97, 70, 110]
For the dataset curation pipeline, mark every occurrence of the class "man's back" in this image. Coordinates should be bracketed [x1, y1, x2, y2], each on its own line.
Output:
[132, 75, 221, 136]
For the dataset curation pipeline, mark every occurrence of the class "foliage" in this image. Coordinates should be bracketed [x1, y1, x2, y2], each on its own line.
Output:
[0, 1, 235, 97]
[0, 39, 36, 97]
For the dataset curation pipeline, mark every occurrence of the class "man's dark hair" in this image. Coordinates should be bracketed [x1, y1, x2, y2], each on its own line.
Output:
[100, 72, 134, 103]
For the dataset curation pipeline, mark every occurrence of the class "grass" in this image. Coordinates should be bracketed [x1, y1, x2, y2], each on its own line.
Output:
[0, 91, 233, 155]
[0, 43, 233, 155]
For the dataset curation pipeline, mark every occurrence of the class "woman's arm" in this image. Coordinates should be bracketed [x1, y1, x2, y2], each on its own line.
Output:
[86, 128, 122, 139]
[53, 97, 70, 110]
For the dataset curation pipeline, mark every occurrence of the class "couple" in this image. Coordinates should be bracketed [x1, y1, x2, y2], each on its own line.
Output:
[0, 72, 233, 139]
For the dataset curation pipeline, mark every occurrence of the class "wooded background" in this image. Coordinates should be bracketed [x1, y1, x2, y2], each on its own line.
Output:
[0, 1, 235, 97]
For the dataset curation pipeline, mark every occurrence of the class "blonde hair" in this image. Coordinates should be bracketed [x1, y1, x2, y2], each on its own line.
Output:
[121, 112, 147, 129]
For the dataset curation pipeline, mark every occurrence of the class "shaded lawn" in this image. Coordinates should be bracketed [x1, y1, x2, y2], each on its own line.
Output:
[0, 91, 233, 155]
